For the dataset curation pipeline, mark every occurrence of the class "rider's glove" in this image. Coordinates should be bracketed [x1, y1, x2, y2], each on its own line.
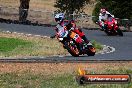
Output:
[71, 27, 74, 30]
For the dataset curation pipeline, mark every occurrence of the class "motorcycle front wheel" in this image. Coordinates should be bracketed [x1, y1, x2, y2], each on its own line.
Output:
[64, 41, 80, 57]
[104, 29, 112, 36]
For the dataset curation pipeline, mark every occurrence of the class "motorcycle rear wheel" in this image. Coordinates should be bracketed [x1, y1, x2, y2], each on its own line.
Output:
[87, 46, 96, 56]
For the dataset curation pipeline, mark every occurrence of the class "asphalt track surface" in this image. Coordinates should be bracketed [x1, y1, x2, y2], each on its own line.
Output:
[0, 23, 132, 62]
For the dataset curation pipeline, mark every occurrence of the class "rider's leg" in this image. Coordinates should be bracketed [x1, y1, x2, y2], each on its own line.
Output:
[103, 24, 107, 30]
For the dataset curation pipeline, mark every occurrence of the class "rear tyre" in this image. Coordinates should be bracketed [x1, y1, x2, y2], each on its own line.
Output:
[87, 46, 96, 56]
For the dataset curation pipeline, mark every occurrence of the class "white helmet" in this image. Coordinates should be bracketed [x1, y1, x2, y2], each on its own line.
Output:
[54, 13, 64, 23]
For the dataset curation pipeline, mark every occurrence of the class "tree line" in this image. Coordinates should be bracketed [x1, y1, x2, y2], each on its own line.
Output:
[19, 0, 132, 22]
[92, 0, 132, 19]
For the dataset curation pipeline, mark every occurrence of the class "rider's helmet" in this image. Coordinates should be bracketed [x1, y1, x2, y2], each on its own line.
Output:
[54, 13, 64, 24]
[100, 8, 106, 16]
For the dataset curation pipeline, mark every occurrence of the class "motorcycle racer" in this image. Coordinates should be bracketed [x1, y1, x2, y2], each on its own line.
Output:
[99, 8, 114, 30]
[53, 13, 89, 44]
[52, 13, 91, 52]
[51, 13, 96, 56]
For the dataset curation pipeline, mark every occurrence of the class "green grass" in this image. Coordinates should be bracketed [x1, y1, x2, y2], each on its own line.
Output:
[0, 33, 68, 57]
[0, 72, 42, 88]
[0, 37, 31, 52]
[0, 37, 34, 57]
[0, 68, 131, 88]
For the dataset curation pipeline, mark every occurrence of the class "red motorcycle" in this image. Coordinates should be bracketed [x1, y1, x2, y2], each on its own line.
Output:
[55, 23, 96, 57]
[103, 17, 123, 36]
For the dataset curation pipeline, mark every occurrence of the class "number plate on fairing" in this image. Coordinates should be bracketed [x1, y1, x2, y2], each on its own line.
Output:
[70, 31, 79, 41]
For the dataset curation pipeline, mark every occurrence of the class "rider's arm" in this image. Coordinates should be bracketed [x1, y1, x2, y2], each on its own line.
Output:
[99, 13, 103, 22]
[54, 27, 58, 32]
[106, 11, 114, 17]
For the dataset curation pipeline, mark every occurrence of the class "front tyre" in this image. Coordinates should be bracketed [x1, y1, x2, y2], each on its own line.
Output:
[64, 41, 80, 57]
[104, 30, 111, 36]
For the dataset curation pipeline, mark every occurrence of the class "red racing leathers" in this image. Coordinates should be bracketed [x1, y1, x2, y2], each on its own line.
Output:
[54, 20, 88, 43]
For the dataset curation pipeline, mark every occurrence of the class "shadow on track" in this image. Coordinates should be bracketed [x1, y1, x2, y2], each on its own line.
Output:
[0, 18, 55, 27]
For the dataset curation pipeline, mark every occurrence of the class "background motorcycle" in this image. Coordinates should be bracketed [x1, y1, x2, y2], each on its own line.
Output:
[103, 17, 123, 36]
